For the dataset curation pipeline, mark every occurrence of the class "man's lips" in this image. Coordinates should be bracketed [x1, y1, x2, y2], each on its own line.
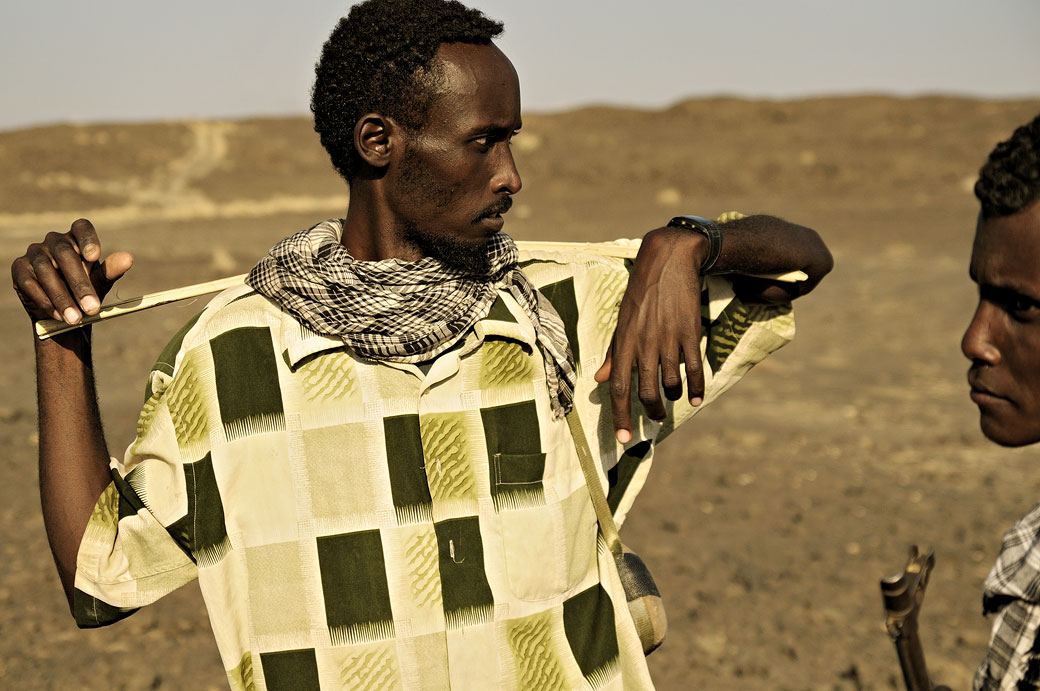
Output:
[968, 372, 1009, 405]
[480, 214, 505, 232]
[474, 197, 513, 224]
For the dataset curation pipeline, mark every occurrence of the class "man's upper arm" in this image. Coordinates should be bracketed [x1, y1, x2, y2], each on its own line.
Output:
[73, 314, 215, 627]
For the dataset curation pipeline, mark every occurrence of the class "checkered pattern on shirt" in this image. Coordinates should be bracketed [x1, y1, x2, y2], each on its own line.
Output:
[74, 243, 795, 691]
[975, 502, 1040, 690]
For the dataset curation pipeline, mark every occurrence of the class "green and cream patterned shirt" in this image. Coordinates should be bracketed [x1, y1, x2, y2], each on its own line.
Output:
[74, 243, 795, 690]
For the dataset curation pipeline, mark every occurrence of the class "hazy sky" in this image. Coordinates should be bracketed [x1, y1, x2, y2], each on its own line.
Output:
[2, 0, 1037, 132]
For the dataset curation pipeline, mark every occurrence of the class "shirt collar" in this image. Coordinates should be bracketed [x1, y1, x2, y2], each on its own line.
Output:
[280, 290, 537, 369]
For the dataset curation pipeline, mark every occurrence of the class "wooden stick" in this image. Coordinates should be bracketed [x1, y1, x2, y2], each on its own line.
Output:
[36, 274, 249, 340]
[34, 240, 807, 340]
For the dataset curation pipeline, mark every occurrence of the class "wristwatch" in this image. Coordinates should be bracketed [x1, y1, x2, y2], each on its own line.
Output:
[666, 215, 722, 274]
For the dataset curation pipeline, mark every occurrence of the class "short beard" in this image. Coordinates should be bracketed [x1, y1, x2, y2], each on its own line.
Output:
[402, 223, 493, 275]
[396, 142, 499, 276]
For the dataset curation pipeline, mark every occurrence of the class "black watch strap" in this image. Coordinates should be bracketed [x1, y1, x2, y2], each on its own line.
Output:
[666, 215, 722, 274]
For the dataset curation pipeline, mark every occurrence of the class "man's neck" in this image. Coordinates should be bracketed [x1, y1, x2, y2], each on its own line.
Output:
[341, 180, 421, 263]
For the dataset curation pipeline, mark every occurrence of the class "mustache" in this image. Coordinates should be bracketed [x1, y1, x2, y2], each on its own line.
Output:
[473, 196, 512, 223]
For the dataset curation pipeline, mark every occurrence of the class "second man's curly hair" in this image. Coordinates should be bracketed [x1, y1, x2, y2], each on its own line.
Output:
[312, 0, 504, 182]
[975, 113, 1040, 219]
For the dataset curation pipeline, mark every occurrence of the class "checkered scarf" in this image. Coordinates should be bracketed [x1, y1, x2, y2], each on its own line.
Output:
[247, 219, 575, 418]
[974, 502, 1040, 690]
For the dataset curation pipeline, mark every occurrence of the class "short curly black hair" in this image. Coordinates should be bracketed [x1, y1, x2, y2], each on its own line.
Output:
[975, 112, 1040, 219]
[311, 0, 503, 182]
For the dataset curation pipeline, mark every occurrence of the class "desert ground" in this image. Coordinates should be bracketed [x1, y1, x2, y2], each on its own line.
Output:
[2, 96, 1040, 690]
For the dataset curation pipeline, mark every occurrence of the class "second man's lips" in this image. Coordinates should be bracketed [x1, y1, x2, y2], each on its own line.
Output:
[968, 372, 1006, 401]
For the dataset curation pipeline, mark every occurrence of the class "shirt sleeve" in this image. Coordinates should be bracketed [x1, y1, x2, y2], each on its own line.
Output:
[652, 273, 796, 443]
[565, 242, 796, 447]
[73, 322, 211, 628]
[549, 233, 795, 527]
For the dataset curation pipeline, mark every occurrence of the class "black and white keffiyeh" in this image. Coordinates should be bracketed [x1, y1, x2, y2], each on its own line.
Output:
[247, 219, 575, 418]
[975, 502, 1040, 690]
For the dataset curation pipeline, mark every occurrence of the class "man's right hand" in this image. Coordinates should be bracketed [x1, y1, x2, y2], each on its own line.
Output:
[11, 218, 133, 328]
[13, 219, 132, 609]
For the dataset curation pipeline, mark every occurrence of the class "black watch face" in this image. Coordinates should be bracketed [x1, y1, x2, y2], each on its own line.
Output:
[681, 215, 715, 227]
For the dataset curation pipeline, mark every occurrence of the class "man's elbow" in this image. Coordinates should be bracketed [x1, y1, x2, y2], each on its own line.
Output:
[731, 246, 832, 303]
[787, 227, 833, 297]
[806, 236, 834, 284]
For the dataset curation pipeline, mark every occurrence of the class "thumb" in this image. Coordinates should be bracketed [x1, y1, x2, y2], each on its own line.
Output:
[92, 251, 134, 300]
[594, 351, 613, 383]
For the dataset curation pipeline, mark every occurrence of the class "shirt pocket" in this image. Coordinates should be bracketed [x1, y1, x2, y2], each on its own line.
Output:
[492, 446, 598, 602]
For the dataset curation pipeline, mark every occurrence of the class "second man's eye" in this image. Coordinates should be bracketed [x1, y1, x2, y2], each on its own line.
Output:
[998, 291, 1040, 321]
[1010, 298, 1040, 320]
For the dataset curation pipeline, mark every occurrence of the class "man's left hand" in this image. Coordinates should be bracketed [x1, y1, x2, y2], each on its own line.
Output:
[594, 226, 708, 444]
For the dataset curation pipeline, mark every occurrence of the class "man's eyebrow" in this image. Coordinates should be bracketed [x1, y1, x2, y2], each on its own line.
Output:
[467, 123, 521, 137]
[981, 282, 1040, 305]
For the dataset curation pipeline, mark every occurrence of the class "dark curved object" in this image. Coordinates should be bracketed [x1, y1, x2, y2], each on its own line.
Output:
[880, 545, 951, 691]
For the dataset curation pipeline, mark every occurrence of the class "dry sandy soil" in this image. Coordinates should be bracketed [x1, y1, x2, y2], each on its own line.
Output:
[2, 96, 1040, 690]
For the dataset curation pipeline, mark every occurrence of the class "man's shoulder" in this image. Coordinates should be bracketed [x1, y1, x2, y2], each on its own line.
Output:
[178, 283, 283, 344]
[514, 245, 636, 370]
[148, 284, 287, 385]
[518, 242, 634, 290]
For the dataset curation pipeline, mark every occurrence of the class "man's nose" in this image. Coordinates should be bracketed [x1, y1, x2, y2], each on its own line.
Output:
[492, 148, 522, 195]
[962, 302, 1001, 364]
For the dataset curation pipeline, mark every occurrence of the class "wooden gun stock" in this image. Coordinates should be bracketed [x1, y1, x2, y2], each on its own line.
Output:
[880, 546, 950, 691]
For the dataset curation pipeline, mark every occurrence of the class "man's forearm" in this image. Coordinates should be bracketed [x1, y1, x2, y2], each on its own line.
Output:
[712, 214, 833, 301]
[35, 331, 113, 608]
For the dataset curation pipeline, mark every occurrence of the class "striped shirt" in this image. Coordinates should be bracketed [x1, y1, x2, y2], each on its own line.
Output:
[74, 244, 795, 690]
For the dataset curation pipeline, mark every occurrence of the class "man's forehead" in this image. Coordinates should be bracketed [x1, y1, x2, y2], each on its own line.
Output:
[419, 41, 520, 132]
[972, 202, 1040, 286]
[431, 42, 517, 94]
[976, 202, 1040, 246]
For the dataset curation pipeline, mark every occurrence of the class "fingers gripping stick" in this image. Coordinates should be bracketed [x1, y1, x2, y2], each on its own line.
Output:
[880, 546, 950, 691]
[35, 274, 249, 340]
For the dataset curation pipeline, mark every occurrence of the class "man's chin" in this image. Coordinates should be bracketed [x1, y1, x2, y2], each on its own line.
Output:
[979, 414, 1040, 448]
[402, 226, 493, 275]
[431, 236, 493, 275]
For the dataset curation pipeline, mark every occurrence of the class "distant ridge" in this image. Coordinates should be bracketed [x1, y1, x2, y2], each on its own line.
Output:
[2, 96, 1037, 233]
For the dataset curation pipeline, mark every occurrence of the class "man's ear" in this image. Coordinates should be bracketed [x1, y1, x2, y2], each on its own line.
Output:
[354, 113, 399, 170]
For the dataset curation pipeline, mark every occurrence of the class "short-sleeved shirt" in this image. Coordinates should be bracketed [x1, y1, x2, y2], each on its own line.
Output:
[74, 245, 795, 690]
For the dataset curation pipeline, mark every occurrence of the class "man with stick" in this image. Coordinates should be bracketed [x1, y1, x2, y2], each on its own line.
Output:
[965, 113, 1040, 690]
[11, 0, 831, 688]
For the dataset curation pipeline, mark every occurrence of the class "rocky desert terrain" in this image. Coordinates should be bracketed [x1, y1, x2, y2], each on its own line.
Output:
[2, 95, 1040, 689]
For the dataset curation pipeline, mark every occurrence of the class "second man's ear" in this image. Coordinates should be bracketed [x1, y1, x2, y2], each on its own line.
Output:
[354, 113, 397, 170]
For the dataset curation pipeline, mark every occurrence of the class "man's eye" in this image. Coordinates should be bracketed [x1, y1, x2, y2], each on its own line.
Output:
[1008, 297, 1040, 319]
[480, 133, 505, 145]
